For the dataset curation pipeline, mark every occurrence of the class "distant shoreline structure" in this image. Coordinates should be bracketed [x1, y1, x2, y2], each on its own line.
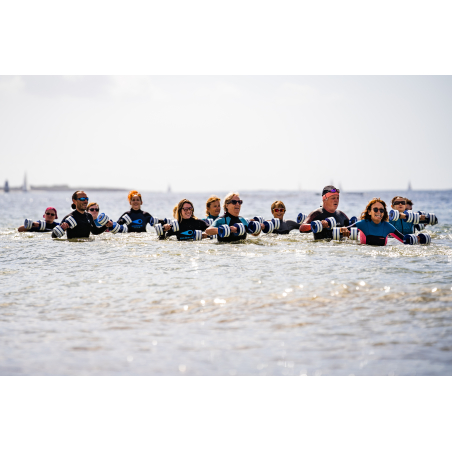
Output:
[2, 183, 128, 192]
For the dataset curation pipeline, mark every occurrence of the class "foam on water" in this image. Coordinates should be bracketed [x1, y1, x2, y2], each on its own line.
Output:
[0, 190, 451, 375]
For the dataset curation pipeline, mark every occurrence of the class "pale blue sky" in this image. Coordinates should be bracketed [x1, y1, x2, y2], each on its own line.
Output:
[1, 75, 451, 192]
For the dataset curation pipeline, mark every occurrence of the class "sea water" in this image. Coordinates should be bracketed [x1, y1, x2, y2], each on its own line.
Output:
[0, 190, 451, 375]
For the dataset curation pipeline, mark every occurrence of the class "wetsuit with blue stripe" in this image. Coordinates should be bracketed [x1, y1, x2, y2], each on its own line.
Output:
[161, 217, 207, 241]
[355, 219, 404, 246]
[29, 222, 59, 232]
[211, 212, 249, 243]
[117, 209, 155, 233]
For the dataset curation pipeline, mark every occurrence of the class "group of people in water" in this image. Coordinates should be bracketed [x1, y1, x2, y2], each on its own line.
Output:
[18, 185, 438, 247]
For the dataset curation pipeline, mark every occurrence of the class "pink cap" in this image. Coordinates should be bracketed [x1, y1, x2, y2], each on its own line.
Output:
[44, 207, 58, 219]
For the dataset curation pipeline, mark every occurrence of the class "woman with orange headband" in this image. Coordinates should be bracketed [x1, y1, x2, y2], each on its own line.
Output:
[116, 190, 160, 233]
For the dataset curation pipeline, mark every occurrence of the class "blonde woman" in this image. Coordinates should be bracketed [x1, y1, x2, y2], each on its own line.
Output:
[205, 192, 261, 242]
[204, 195, 221, 221]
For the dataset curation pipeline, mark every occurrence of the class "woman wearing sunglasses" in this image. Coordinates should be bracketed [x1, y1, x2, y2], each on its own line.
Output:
[87, 202, 100, 221]
[116, 190, 160, 233]
[18, 207, 60, 232]
[270, 201, 300, 235]
[354, 198, 426, 246]
[160, 199, 208, 241]
[206, 192, 261, 242]
[389, 196, 427, 235]
[51, 191, 112, 239]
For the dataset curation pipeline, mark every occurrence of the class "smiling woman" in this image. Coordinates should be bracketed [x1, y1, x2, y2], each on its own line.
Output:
[116, 190, 157, 233]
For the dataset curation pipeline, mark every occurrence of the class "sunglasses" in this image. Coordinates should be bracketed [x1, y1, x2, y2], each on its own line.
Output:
[273, 208, 285, 213]
[326, 188, 340, 194]
[89, 208, 99, 212]
[77, 197, 89, 201]
[372, 208, 385, 213]
[45, 212, 55, 216]
[182, 207, 193, 212]
[228, 200, 243, 205]
[393, 201, 406, 206]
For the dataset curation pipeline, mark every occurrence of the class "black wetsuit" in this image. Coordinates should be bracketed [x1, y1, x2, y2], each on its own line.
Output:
[51, 210, 108, 239]
[302, 207, 349, 240]
[160, 217, 207, 241]
[117, 209, 154, 233]
[212, 212, 249, 243]
[273, 220, 299, 235]
[29, 222, 59, 232]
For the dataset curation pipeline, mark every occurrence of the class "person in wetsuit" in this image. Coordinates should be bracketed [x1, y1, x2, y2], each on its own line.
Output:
[269, 200, 299, 235]
[354, 197, 412, 246]
[51, 191, 112, 239]
[300, 185, 350, 240]
[206, 192, 262, 243]
[160, 198, 208, 241]
[116, 190, 157, 233]
[203, 195, 221, 222]
[18, 207, 60, 232]
[389, 196, 429, 235]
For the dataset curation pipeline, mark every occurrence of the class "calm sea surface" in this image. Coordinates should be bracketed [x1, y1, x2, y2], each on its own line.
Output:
[0, 189, 451, 375]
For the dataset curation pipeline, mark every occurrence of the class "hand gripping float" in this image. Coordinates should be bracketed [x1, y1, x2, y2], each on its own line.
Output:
[24, 219, 46, 231]
[403, 232, 431, 245]
[53, 216, 77, 238]
[311, 216, 337, 234]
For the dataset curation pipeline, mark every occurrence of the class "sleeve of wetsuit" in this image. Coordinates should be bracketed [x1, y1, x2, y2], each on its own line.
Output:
[300, 211, 318, 233]
[117, 212, 130, 225]
[286, 220, 300, 231]
[196, 219, 207, 231]
[51, 215, 69, 238]
[389, 230, 405, 243]
[90, 216, 108, 235]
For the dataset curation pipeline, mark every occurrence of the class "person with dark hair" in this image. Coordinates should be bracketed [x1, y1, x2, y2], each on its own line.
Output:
[354, 198, 429, 246]
[18, 207, 60, 232]
[300, 186, 350, 240]
[116, 190, 159, 233]
[159, 198, 208, 241]
[389, 196, 428, 234]
[267, 200, 300, 235]
[51, 191, 113, 239]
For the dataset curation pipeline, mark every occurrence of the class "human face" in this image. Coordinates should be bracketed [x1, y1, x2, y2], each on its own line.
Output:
[44, 210, 56, 223]
[369, 202, 385, 224]
[392, 198, 406, 213]
[74, 192, 89, 212]
[323, 194, 339, 213]
[88, 204, 99, 220]
[272, 206, 285, 220]
[226, 195, 242, 216]
[130, 195, 142, 210]
[208, 200, 221, 217]
[181, 203, 194, 220]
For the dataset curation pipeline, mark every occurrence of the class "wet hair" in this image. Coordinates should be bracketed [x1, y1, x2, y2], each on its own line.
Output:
[128, 190, 142, 203]
[271, 200, 286, 212]
[173, 199, 197, 222]
[223, 192, 240, 213]
[206, 195, 221, 216]
[360, 198, 389, 222]
[391, 195, 406, 206]
[71, 190, 83, 209]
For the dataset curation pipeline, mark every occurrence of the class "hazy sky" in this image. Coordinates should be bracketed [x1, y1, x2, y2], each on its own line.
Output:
[1, 75, 451, 192]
